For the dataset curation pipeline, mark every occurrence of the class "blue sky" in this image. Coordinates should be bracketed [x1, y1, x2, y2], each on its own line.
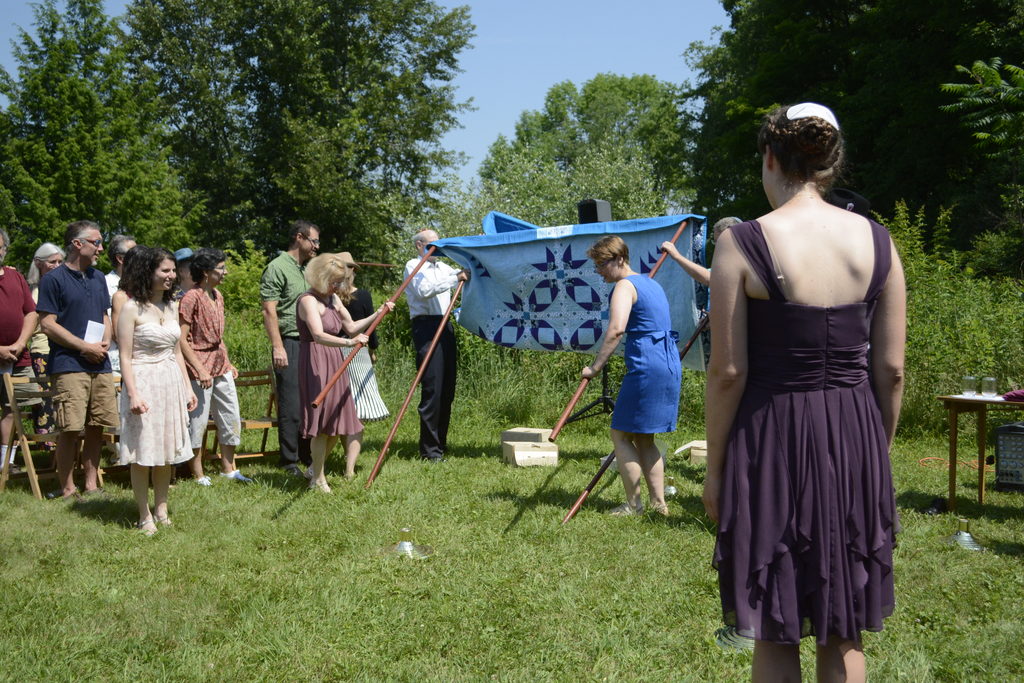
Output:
[0, 1, 729, 181]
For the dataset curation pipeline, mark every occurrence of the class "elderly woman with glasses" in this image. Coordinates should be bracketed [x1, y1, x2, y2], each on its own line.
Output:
[25, 243, 66, 440]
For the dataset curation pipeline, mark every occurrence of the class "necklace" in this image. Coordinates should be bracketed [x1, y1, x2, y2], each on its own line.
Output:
[151, 301, 166, 325]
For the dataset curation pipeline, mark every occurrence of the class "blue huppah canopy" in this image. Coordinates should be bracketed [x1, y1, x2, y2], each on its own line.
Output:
[432, 211, 707, 370]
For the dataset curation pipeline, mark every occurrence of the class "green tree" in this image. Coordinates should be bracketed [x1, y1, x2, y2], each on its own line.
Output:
[942, 58, 1024, 275]
[0, 0, 193, 266]
[126, 0, 473, 259]
[481, 74, 692, 209]
[684, 0, 1024, 240]
[433, 140, 667, 241]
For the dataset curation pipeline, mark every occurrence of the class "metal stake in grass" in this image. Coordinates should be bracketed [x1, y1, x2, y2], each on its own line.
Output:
[945, 518, 984, 551]
[380, 527, 433, 559]
[714, 625, 755, 652]
[664, 476, 678, 499]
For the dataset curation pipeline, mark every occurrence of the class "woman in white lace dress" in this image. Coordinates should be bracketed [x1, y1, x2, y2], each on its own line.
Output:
[117, 247, 197, 536]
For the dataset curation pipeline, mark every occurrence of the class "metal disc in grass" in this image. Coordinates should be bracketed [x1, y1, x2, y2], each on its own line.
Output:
[714, 626, 754, 652]
[380, 528, 434, 559]
[945, 518, 984, 551]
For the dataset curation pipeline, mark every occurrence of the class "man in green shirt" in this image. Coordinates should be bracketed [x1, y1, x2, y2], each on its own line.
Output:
[260, 220, 320, 475]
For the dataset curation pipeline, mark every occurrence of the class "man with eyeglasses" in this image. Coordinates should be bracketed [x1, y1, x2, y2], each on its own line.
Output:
[36, 220, 118, 499]
[260, 219, 320, 476]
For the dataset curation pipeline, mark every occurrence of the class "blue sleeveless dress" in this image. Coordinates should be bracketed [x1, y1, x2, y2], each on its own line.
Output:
[610, 275, 681, 434]
[713, 220, 897, 645]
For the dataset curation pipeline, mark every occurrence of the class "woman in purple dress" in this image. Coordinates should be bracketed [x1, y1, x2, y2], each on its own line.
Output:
[704, 103, 905, 681]
[297, 253, 393, 492]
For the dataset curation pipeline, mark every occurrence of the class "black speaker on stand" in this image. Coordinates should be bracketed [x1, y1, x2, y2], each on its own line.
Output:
[564, 199, 617, 426]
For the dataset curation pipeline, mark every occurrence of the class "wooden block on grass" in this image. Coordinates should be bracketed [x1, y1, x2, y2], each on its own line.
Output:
[674, 440, 708, 466]
[502, 441, 558, 467]
[501, 427, 553, 443]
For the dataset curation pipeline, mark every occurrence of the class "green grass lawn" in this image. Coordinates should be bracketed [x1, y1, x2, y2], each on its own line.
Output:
[2, 387, 1024, 681]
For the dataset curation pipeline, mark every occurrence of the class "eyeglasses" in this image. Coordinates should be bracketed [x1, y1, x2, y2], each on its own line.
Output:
[213, 266, 227, 272]
[595, 258, 614, 270]
[78, 238, 103, 248]
[304, 235, 321, 246]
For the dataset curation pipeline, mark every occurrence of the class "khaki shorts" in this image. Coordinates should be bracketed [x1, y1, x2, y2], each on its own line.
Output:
[52, 372, 118, 433]
[0, 365, 43, 409]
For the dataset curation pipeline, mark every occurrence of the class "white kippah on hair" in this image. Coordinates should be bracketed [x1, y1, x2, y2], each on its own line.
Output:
[786, 102, 840, 131]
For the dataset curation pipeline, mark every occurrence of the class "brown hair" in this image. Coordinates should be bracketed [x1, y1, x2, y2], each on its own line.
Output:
[304, 253, 354, 303]
[757, 105, 845, 190]
[587, 235, 629, 264]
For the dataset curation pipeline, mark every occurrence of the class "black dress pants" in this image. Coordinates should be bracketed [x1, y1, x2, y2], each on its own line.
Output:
[411, 316, 457, 460]
[275, 337, 312, 467]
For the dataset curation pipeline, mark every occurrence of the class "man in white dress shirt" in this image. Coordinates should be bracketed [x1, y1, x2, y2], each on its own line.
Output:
[404, 230, 469, 462]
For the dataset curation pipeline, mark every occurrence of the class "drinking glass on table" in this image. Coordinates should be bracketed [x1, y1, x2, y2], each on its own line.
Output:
[962, 376, 978, 396]
[981, 377, 998, 397]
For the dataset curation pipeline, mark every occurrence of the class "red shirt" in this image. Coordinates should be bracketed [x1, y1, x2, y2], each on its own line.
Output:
[0, 266, 35, 367]
[178, 287, 231, 379]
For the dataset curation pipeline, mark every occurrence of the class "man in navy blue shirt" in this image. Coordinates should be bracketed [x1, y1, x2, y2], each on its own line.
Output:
[37, 221, 118, 499]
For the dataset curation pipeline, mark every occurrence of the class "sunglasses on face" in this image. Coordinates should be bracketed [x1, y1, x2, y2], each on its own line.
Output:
[79, 238, 103, 248]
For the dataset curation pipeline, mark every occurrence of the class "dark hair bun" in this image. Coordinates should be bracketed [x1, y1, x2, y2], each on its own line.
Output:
[757, 105, 845, 189]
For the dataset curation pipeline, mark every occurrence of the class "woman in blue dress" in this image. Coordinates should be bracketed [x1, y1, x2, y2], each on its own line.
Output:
[582, 235, 681, 516]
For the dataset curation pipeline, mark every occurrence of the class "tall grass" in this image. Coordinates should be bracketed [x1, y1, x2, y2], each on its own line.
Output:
[4, 233, 1024, 679]
[888, 203, 1024, 434]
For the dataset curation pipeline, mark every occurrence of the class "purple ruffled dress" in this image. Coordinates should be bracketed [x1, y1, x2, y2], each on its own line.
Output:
[713, 219, 898, 645]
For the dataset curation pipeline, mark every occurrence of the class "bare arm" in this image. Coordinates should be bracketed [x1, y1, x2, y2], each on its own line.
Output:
[172, 305, 198, 412]
[261, 300, 288, 369]
[869, 241, 906, 449]
[660, 241, 710, 286]
[298, 296, 367, 348]
[702, 231, 750, 523]
[116, 301, 147, 414]
[581, 279, 636, 379]
[339, 300, 395, 337]
[178, 320, 213, 388]
[111, 290, 128, 344]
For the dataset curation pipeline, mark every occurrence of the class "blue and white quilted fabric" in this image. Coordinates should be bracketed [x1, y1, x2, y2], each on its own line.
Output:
[433, 211, 706, 370]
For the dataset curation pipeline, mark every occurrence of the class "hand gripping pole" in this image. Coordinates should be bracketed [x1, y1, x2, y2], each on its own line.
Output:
[311, 246, 435, 408]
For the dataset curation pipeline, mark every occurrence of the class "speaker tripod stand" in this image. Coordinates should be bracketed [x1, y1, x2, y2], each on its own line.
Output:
[562, 366, 616, 426]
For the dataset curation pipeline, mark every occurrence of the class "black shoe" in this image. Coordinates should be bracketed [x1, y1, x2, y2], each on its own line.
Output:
[281, 464, 304, 477]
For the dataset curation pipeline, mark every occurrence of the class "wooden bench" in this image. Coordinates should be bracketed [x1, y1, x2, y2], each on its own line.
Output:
[199, 367, 279, 462]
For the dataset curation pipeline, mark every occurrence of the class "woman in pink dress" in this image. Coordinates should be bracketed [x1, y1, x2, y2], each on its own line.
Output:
[117, 247, 197, 535]
[297, 253, 393, 492]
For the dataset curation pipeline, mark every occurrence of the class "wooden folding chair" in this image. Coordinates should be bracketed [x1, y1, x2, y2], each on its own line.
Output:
[0, 373, 121, 498]
[1, 372, 57, 499]
[200, 367, 279, 462]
